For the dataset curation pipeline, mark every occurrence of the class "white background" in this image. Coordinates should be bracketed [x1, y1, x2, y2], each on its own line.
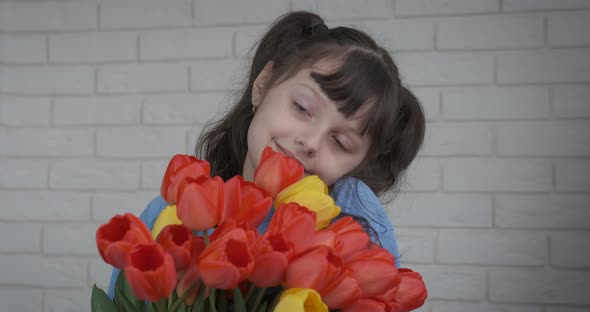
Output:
[1, 0, 589, 311]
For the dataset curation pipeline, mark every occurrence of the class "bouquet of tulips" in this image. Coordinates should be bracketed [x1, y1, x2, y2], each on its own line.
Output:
[92, 146, 427, 312]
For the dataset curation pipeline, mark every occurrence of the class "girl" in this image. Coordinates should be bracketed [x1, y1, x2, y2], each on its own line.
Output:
[108, 10, 425, 299]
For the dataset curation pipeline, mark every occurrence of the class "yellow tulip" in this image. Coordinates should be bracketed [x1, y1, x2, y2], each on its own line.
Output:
[273, 288, 328, 312]
[274, 176, 341, 230]
[151, 205, 183, 239]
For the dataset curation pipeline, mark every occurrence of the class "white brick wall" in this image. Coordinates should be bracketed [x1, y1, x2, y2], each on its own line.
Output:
[1, 1, 589, 311]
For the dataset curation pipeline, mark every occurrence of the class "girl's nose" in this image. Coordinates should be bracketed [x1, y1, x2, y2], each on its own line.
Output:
[295, 135, 319, 158]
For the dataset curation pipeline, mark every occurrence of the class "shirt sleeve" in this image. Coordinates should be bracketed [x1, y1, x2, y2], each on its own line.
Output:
[330, 177, 401, 268]
[106, 195, 168, 300]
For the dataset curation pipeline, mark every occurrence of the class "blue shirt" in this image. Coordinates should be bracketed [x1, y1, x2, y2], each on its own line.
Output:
[107, 176, 400, 299]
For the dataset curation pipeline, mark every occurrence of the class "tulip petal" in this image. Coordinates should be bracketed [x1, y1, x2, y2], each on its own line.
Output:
[199, 260, 240, 289]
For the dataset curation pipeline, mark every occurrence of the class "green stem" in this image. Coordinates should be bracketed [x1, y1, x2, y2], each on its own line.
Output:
[251, 288, 266, 312]
[156, 299, 167, 312]
[168, 280, 201, 311]
[208, 288, 217, 312]
[244, 283, 256, 303]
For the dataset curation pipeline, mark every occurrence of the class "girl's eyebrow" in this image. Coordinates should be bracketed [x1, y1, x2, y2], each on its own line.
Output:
[296, 82, 327, 107]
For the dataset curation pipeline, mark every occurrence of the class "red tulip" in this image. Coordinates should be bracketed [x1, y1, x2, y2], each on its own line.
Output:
[389, 268, 427, 311]
[326, 216, 370, 261]
[221, 175, 272, 229]
[347, 251, 399, 298]
[198, 228, 254, 289]
[161, 154, 210, 204]
[267, 202, 335, 253]
[248, 232, 293, 287]
[124, 243, 177, 302]
[176, 175, 225, 231]
[285, 246, 361, 309]
[156, 224, 205, 272]
[96, 213, 152, 270]
[254, 146, 304, 197]
[341, 298, 393, 312]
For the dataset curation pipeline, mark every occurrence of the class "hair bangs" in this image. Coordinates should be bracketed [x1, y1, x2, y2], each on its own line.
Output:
[310, 49, 391, 136]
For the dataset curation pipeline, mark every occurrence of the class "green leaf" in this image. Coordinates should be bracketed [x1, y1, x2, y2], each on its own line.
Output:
[114, 271, 145, 312]
[217, 290, 227, 312]
[191, 285, 207, 312]
[232, 288, 246, 312]
[256, 300, 268, 312]
[91, 284, 119, 312]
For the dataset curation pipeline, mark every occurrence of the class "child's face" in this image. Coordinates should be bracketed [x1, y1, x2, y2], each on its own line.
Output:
[243, 61, 371, 186]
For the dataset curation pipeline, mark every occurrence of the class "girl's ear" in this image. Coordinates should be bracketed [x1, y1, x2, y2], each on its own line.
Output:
[252, 61, 274, 109]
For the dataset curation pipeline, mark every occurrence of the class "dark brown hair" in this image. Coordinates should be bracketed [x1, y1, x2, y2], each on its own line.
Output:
[195, 11, 425, 197]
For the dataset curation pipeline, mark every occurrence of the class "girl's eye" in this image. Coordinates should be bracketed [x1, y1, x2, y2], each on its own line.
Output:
[332, 136, 348, 151]
[293, 102, 307, 112]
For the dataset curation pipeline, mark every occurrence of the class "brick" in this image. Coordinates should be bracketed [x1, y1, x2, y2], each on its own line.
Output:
[140, 29, 232, 61]
[443, 158, 552, 192]
[0, 66, 94, 95]
[422, 123, 492, 156]
[432, 302, 542, 312]
[141, 159, 169, 190]
[401, 157, 440, 191]
[553, 86, 590, 118]
[0, 128, 93, 157]
[443, 86, 550, 120]
[0, 223, 41, 253]
[194, 0, 289, 25]
[497, 49, 590, 84]
[556, 159, 590, 192]
[191, 60, 245, 91]
[54, 96, 141, 126]
[395, 52, 493, 86]
[293, 0, 392, 19]
[496, 194, 590, 229]
[96, 127, 186, 158]
[0, 255, 86, 287]
[417, 265, 486, 300]
[549, 12, 590, 47]
[502, 0, 590, 11]
[389, 193, 492, 227]
[437, 15, 543, 50]
[395, 229, 436, 264]
[498, 121, 590, 156]
[0, 2, 97, 32]
[547, 307, 590, 312]
[438, 229, 546, 265]
[97, 63, 188, 94]
[49, 32, 136, 63]
[89, 260, 113, 290]
[490, 270, 590, 304]
[0, 34, 46, 64]
[395, 0, 499, 16]
[0, 191, 91, 221]
[0, 288, 43, 312]
[143, 93, 227, 125]
[44, 289, 89, 312]
[551, 231, 590, 268]
[50, 160, 140, 190]
[100, 0, 191, 29]
[92, 191, 157, 222]
[234, 26, 266, 57]
[44, 224, 97, 255]
[362, 20, 434, 51]
[0, 159, 48, 189]
[0, 96, 51, 126]
[411, 88, 440, 121]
